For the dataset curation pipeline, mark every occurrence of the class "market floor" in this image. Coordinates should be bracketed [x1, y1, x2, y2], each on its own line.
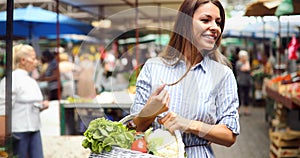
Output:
[212, 106, 270, 158]
[41, 106, 270, 158]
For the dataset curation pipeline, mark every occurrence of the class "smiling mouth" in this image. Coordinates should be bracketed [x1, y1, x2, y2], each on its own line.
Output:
[203, 34, 217, 42]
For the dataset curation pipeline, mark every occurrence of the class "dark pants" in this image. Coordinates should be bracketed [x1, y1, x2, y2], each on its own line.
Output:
[238, 85, 250, 107]
[13, 131, 44, 158]
[48, 89, 59, 100]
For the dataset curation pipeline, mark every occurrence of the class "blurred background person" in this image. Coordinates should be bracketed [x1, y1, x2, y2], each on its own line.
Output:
[39, 50, 60, 100]
[236, 50, 252, 115]
[77, 53, 96, 98]
[0, 44, 49, 158]
[59, 52, 80, 99]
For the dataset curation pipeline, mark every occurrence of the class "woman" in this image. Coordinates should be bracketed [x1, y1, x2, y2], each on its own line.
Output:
[236, 50, 252, 115]
[0, 44, 49, 158]
[130, 0, 240, 157]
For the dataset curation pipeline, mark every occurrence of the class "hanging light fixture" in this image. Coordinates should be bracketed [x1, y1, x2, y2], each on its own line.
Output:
[92, 19, 112, 28]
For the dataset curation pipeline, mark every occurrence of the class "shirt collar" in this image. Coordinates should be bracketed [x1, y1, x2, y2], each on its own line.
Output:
[173, 56, 208, 73]
[190, 56, 208, 73]
[15, 68, 29, 75]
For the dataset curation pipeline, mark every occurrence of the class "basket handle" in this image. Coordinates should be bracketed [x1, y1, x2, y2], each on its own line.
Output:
[174, 130, 185, 158]
[119, 114, 137, 124]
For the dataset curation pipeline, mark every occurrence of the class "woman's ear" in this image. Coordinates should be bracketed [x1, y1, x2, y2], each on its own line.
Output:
[19, 57, 27, 65]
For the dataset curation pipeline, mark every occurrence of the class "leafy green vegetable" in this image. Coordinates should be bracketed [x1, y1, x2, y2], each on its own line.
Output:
[82, 117, 135, 154]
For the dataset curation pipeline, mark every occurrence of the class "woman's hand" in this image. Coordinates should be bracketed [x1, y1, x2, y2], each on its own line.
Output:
[138, 84, 169, 118]
[40, 100, 49, 111]
[161, 112, 236, 147]
[133, 84, 169, 131]
[160, 112, 192, 134]
[160, 112, 214, 137]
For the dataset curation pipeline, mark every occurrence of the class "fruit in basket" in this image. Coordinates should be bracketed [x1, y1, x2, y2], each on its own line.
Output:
[82, 117, 135, 154]
[131, 132, 148, 153]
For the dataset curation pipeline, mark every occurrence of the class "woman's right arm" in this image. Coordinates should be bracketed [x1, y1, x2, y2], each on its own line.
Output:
[133, 84, 169, 131]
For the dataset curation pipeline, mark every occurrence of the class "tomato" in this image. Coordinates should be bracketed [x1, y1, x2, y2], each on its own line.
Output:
[131, 139, 147, 153]
[131, 132, 147, 153]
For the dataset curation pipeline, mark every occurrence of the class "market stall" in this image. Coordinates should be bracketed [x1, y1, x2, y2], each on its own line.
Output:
[60, 91, 134, 135]
[263, 73, 300, 158]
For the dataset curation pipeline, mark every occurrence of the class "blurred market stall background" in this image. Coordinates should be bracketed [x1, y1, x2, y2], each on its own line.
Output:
[1, 0, 300, 158]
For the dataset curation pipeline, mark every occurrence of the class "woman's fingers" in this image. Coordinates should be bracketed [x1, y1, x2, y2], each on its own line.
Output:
[162, 114, 178, 134]
[161, 112, 192, 133]
[153, 84, 166, 95]
[139, 84, 169, 118]
[160, 112, 174, 124]
[161, 90, 169, 105]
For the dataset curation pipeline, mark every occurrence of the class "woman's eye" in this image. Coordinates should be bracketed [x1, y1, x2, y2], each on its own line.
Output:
[201, 19, 209, 23]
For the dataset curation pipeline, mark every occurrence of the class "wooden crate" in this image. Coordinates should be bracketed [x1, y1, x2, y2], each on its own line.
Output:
[271, 119, 287, 130]
[270, 130, 300, 147]
[0, 116, 5, 146]
[269, 129, 300, 158]
[270, 143, 300, 158]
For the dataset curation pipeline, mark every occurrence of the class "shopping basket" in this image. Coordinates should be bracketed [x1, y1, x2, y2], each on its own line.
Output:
[88, 114, 185, 158]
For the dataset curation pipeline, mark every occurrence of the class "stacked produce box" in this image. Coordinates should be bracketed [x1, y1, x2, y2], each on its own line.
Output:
[269, 129, 300, 158]
[264, 73, 300, 158]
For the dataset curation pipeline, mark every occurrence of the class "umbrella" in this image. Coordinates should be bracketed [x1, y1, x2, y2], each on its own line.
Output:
[243, 20, 299, 38]
[0, 5, 93, 38]
[47, 34, 102, 44]
[223, 16, 300, 39]
[275, 0, 300, 16]
[245, 0, 279, 16]
[244, 0, 300, 73]
[245, 0, 300, 16]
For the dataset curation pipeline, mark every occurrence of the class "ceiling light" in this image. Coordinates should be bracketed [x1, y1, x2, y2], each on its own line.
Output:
[92, 19, 112, 28]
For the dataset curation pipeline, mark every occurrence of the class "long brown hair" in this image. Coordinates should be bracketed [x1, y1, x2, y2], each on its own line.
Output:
[160, 0, 231, 86]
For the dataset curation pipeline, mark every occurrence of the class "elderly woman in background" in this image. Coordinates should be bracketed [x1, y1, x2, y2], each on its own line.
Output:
[236, 50, 252, 115]
[0, 44, 49, 158]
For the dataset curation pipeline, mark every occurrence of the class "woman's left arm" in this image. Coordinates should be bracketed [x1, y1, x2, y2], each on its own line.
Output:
[161, 113, 237, 147]
[161, 68, 239, 147]
[187, 121, 236, 147]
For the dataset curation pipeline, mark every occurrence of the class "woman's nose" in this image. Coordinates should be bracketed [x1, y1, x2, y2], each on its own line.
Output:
[209, 22, 218, 30]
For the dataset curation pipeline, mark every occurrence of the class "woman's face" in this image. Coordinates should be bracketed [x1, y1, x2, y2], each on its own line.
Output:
[240, 55, 248, 62]
[192, 2, 222, 52]
[21, 50, 38, 72]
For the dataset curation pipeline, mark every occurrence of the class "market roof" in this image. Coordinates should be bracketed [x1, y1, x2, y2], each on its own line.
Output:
[59, 0, 184, 32]
[0, 0, 186, 39]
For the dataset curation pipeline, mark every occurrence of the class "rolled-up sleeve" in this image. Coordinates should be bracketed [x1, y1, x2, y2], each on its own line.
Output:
[130, 62, 152, 115]
[216, 70, 240, 135]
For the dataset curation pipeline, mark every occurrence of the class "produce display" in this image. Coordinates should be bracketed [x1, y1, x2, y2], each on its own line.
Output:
[82, 117, 185, 158]
[265, 72, 300, 99]
[67, 96, 94, 103]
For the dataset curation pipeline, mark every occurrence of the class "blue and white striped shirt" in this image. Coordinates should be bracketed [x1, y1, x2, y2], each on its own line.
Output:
[130, 56, 240, 158]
